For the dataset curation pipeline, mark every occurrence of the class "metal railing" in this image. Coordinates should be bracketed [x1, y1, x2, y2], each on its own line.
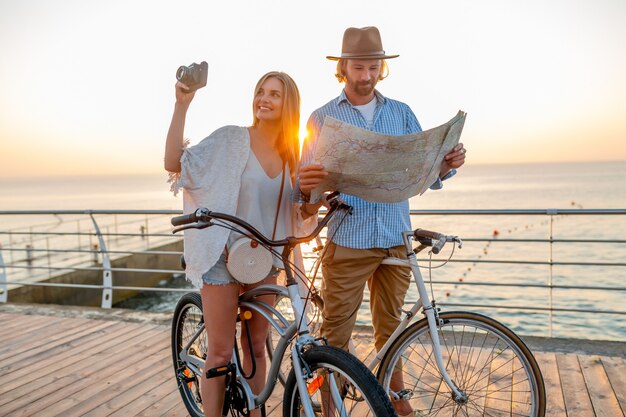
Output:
[1, 209, 625, 338]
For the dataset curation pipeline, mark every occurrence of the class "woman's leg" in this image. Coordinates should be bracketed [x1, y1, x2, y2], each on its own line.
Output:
[239, 274, 278, 416]
[200, 282, 240, 417]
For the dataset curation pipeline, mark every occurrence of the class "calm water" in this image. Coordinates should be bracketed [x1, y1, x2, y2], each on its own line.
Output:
[2, 161, 625, 341]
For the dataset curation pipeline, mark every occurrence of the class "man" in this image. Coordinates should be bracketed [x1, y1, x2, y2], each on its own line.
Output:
[296, 26, 466, 416]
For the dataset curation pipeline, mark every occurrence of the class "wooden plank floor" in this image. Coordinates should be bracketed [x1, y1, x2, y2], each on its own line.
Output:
[1, 308, 624, 416]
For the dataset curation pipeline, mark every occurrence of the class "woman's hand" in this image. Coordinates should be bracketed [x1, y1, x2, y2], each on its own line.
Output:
[175, 81, 196, 107]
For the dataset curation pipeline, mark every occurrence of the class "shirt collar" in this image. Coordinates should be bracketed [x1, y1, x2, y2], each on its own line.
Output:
[336, 89, 387, 106]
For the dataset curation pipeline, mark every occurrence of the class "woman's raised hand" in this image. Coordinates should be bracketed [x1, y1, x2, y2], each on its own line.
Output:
[175, 81, 196, 107]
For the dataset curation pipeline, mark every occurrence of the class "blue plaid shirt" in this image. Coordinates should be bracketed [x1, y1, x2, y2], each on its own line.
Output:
[296, 89, 454, 249]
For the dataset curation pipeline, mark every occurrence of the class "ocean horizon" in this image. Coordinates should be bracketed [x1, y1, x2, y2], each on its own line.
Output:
[2, 160, 626, 211]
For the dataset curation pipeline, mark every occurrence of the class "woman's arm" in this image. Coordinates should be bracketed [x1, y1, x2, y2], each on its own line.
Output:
[164, 82, 195, 173]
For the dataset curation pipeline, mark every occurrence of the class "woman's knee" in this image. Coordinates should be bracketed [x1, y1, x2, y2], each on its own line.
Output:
[206, 348, 232, 367]
[241, 333, 267, 358]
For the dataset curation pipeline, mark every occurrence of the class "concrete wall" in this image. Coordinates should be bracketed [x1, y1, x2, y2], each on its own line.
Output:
[8, 240, 184, 307]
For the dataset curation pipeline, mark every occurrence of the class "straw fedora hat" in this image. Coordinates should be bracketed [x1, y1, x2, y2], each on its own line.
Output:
[326, 26, 399, 61]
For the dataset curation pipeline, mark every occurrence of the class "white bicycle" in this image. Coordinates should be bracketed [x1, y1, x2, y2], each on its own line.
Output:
[269, 226, 547, 416]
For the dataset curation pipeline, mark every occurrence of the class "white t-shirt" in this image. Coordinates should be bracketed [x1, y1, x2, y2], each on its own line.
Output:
[228, 149, 291, 267]
[353, 96, 377, 127]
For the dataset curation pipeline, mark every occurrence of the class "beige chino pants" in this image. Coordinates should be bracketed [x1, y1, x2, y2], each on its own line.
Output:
[319, 242, 411, 352]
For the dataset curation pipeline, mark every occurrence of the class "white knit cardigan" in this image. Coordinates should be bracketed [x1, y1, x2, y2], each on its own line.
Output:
[169, 125, 315, 289]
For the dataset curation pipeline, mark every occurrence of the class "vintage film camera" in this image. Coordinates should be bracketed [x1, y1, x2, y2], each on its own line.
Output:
[176, 61, 208, 92]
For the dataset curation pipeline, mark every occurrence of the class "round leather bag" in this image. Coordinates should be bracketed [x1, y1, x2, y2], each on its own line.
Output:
[226, 237, 273, 284]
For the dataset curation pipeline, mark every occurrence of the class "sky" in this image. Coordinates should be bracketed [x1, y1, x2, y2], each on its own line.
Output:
[0, 0, 625, 177]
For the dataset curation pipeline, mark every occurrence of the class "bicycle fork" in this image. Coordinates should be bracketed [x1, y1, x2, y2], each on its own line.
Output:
[288, 283, 349, 417]
[405, 240, 469, 404]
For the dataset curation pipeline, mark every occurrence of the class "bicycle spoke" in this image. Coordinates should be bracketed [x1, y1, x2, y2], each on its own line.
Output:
[380, 313, 542, 417]
[466, 350, 519, 395]
[463, 338, 508, 393]
[458, 326, 480, 388]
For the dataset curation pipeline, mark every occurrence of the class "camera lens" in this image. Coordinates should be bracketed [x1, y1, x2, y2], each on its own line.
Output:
[176, 66, 187, 81]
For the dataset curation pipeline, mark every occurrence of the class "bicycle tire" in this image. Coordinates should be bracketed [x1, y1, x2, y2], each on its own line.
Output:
[283, 345, 397, 416]
[171, 292, 205, 417]
[377, 311, 546, 417]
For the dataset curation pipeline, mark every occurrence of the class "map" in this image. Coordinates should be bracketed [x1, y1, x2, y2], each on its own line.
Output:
[310, 110, 466, 203]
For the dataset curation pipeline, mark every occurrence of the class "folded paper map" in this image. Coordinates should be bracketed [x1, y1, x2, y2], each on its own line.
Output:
[310, 110, 466, 203]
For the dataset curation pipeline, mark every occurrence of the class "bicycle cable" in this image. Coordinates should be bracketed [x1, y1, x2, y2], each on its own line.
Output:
[426, 241, 457, 306]
[295, 208, 351, 334]
[417, 240, 457, 270]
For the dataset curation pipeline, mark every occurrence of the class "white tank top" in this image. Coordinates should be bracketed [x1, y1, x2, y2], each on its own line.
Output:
[228, 149, 291, 267]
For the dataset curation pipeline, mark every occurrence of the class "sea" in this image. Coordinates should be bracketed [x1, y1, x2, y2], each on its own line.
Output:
[1, 161, 625, 341]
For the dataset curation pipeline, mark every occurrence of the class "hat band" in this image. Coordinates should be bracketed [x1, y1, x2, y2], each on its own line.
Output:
[341, 50, 385, 57]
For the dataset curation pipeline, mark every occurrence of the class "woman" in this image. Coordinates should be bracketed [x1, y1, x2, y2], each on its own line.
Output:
[165, 70, 304, 417]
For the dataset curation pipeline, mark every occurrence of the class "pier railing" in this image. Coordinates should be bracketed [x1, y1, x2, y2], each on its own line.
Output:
[1, 209, 625, 338]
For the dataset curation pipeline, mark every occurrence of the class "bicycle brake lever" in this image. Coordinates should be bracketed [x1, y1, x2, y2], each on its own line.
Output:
[172, 221, 214, 234]
[431, 237, 446, 254]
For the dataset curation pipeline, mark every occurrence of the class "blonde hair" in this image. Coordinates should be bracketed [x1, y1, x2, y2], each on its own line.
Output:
[334, 59, 389, 83]
[252, 71, 301, 185]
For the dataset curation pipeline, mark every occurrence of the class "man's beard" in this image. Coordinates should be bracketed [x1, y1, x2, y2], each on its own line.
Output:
[349, 79, 376, 97]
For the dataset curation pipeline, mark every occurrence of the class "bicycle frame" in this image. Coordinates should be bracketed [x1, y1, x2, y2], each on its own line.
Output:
[365, 231, 467, 402]
[178, 281, 348, 417]
[172, 197, 382, 416]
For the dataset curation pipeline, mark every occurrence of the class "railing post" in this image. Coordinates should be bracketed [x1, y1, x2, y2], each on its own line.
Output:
[89, 213, 113, 309]
[144, 215, 150, 249]
[77, 219, 81, 251]
[46, 237, 51, 279]
[547, 210, 556, 338]
[0, 248, 7, 303]
[8, 231, 14, 264]
[25, 244, 34, 266]
[92, 243, 99, 265]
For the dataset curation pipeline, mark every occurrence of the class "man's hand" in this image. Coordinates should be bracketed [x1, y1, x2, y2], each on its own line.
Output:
[298, 164, 328, 197]
[440, 143, 466, 177]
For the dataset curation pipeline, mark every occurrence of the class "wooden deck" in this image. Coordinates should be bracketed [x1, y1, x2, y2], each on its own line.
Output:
[0, 304, 624, 416]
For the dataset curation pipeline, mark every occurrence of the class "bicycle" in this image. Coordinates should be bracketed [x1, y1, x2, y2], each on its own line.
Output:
[268, 227, 547, 416]
[169, 193, 398, 417]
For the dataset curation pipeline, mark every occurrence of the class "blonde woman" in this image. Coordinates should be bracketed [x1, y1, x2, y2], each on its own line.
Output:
[165, 70, 304, 417]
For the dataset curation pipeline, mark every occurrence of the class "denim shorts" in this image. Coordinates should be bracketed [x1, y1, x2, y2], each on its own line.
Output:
[202, 253, 280, 286]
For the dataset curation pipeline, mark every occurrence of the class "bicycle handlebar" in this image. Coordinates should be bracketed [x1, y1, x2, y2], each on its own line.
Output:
[171, 191, 352, 248]
[171, 211, 200, 226]
[413, 228, 461, 254]
[172, 194, 459, 254]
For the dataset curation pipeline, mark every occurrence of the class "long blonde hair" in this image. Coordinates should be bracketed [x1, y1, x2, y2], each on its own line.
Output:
[252, 71, 301, 185]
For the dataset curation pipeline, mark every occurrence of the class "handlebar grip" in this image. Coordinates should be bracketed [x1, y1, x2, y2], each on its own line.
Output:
[171, 211, 199, 226]
[414, 228, 446, 254]
[414, 228, 445, 241]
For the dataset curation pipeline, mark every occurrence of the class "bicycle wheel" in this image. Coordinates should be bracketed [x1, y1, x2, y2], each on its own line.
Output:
[283, 345, 396, 416]
[378, 311, 546, 417]
[171, 292, 206, 417]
